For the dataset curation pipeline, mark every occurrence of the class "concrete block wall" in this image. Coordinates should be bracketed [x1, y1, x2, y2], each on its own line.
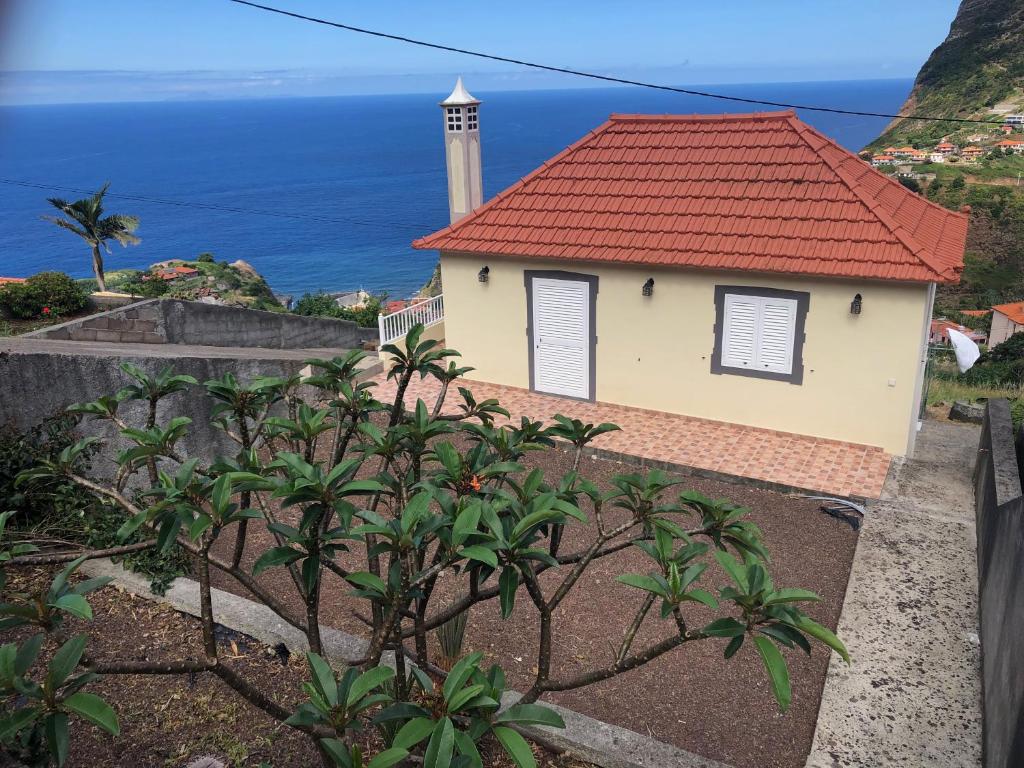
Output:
[31, 299, 165, 344]
[29, 298, 366, 350]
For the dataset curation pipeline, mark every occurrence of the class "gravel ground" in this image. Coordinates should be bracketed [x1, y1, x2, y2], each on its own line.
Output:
[1, 567, 593, 768]
[207, 442, 859, 768]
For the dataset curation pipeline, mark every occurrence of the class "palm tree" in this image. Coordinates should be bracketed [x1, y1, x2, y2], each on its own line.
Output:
[43, 182, 140, 292]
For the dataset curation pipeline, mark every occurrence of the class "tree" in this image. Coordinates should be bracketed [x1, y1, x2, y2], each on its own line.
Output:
[4, 326, 848, 767]
[42, 183, 140, 293]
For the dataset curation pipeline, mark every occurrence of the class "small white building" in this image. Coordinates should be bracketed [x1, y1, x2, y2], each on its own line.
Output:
[929, 152, 945, 163]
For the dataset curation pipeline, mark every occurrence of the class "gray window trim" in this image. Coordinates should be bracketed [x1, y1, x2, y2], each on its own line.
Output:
[524, 270, 599, 402]
[710, 285, 809, 385]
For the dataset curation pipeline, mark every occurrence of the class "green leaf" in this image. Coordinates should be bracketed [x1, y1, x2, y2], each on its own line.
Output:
[346, 571, 388, 596]
[494, 703, 565, 728]
[48, 635, 87, 689]
[714, 550, 747, 590]
[459, 545, 497, 569]
[499, 567, 518, 619]
[453, 729, 483, 768]
[392, 717, 435, 749]
[423, 717, 455, 768]
[767, 588, 820, 605]
[791, 616, 850, 663]
[0, 706, 39, 740]
[724, 634, 744, 658]
[701, 617, 746, 637]
[52, 594, 92, 621]
[45, 712, 69, 767]
[681, 589, 719, 610]
[493, 725, 536, 768]
[14, 634, 43, 676]
[367, 747, 409, 768]
[319, 738, 353, 768]
[446, 683, 485, 713]
[347, 666, 394, 707]
[63, 691, 119, 735]
[753, 635, 791, 712]
[252, 545, 303, 576]
[306, 653, 339, 707]
[615, 573, 668, 597]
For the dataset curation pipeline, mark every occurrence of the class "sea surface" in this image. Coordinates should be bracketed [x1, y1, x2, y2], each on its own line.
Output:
[0, 80, 911, 299]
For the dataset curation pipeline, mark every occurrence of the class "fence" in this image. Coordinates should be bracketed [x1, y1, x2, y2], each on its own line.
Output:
[377, 294, 444, 345]
[973, 398, 1024, 767]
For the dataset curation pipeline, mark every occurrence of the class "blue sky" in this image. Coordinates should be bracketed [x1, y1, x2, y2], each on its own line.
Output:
[1, 0, 961, 104]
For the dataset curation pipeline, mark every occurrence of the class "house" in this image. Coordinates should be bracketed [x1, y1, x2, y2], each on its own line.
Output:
[1005, 114, 1024, 126]
[331, 289, 371, 309]
[904, 149, 928, 163]
[929, 152, 945, 164]
[929, 318, 986, 346]
[413, 81, 969, 456]
[871, 154, 896, 167]
[0, 277, 27, 286]
[960, 309, 991, 318]
[152, 265, 200, 281]
[989, 301, 1024, 346]
[1000, 124, 1015, 135]
[995, 139, 1024, 154]
[935, 142, 956, 154]
[961, 146, 985, 162]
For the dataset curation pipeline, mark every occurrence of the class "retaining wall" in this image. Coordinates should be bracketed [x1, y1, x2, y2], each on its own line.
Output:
[973, 399, 1024, 768]
[30, 298, 364, 350]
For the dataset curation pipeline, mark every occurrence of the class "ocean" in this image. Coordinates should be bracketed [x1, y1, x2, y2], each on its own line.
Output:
[0, 79, 912, 299]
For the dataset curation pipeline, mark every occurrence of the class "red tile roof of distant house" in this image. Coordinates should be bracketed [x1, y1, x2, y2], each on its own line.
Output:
[993, 301, 1024, 325]
[414, 111, 968, 284]
[936, 142, 955, 149]
[996, 139, 1024, 147]
[872, 155, 896, 162]
[931, 319, 986, 343]
[385, 300, 408, 314]
[0, 277, 27, 285]
[960, 309, 991, 317]
[154, 265, 200, 281]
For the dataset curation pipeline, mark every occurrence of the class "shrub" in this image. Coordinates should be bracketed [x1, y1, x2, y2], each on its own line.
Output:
[120, 276, 169, 298]
[0, 272, 88, 319]
[196, 252, 215, 263]
[293, 291, 384, 328]
[5, 328, 848, 767]
[982, 331, 1024, 363]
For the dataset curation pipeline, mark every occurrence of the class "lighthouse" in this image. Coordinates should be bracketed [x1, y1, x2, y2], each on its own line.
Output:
[440, 77, 483, 224]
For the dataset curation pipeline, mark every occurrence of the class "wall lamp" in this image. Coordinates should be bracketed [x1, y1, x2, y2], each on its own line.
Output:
[642, 278, 655, 297]
[478, 266, 490, 283]
[850, 293, 863, 315]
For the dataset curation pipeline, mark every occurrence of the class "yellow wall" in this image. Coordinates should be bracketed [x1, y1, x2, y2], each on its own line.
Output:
[440, 252, 931, 455]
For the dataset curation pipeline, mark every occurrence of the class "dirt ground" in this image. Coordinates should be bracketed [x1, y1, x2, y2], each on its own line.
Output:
[207, 444, 859, 768]
[0, 567, 592, 768]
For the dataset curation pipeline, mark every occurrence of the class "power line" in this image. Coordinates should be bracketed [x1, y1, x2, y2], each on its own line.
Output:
[0, 178, 433, 234]
[229, 0, 999, 126]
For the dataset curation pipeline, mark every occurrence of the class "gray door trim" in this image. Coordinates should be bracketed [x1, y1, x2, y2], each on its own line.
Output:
[524, 270, 599, 402]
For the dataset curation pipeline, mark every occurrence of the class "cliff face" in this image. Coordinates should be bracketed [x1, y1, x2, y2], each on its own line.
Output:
[870, 0, 1024, 149]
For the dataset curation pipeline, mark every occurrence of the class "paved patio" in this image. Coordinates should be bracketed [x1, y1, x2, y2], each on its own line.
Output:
[372, 374, 892, 499]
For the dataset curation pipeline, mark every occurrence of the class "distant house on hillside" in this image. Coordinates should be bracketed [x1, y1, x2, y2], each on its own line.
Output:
[0, 277, 27, 286]
[929, 318, 986, 346]
[990, 301, 1024, 346]
[935, 142, 956, 154]
[871, 154, 896, 167]
[151, 265, 199, 282]
[929, 152, 945, 163]
[995, 139, 1024, 154]
[961, 146, 984, 162]
[1005, 114, 1024, 126]
[412, 80, 969, 456]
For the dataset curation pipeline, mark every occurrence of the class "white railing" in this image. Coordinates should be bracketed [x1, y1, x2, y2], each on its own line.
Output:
[378, 294, 444, 344]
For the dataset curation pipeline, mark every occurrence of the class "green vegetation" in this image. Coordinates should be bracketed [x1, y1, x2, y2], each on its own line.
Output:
[2, 326, 846, 767]
[293, 291, 384, 327]
[868, 0, 1024, 150]
[42, 183, 140, 293]
[0, 272, 88, 320]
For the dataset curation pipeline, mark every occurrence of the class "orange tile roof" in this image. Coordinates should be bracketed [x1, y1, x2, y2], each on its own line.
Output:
[996, 139, 1024, 147]
[0, 277, 27, 285]
[414, 111, 968, 284]
[993, 301, 1024, 325]
[960, 309, 991, 317]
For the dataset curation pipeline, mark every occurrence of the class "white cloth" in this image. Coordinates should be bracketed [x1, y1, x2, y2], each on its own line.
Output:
[947, 328, 981, 373]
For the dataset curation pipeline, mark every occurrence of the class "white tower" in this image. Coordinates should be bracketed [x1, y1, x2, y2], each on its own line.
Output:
[440, 77, 483, 224]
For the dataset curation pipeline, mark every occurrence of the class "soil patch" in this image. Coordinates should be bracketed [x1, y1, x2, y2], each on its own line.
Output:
[207, 442, 859, 768]
[1, 567, 592, 768]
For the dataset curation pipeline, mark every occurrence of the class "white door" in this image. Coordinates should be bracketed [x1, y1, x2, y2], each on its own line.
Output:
[531, 277, 590, 399]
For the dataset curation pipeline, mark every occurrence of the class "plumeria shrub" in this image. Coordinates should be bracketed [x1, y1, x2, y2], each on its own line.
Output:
[3, 324, 848, 767]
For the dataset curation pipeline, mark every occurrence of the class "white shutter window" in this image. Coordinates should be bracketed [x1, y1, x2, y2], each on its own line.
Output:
[532, 278, 590, 399]
[757, 297, 797, 374]
[721, 295, 759, 369]
[720, 293, 798, 376]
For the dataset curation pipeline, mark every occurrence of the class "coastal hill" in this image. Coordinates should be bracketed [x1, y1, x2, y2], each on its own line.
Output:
[868, 0, 1024, 151]
[865, 0, 1024, 310]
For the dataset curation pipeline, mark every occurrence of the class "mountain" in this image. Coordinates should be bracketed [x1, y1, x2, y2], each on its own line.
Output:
[869, 0, 1024, 150]
[864, 0, 1024, 311]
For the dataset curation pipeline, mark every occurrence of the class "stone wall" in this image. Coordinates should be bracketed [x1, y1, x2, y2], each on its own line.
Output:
[33, 299, 165, 343]
[30, 298, 366, 349]
[974, 398, 1024, 768]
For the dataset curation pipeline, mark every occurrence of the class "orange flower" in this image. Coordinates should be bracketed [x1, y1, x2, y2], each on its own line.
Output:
[469, 474, 481, 492]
